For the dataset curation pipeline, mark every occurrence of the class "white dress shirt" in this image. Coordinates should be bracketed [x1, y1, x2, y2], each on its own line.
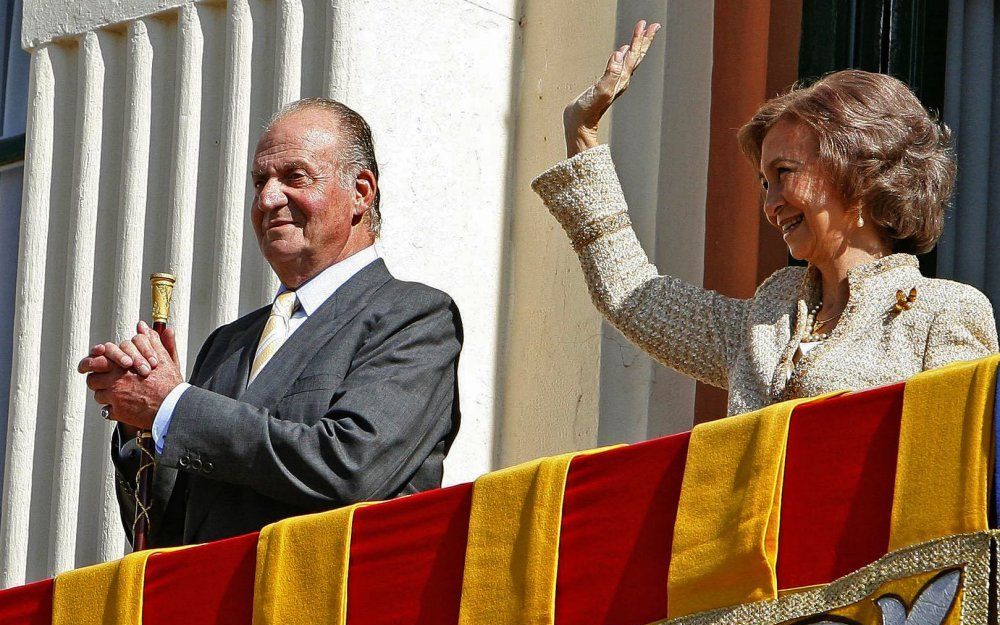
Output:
[151, 245, 380, 454]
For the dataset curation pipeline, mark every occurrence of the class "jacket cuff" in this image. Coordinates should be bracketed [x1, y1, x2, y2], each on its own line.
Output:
[530, 145, 632, 251]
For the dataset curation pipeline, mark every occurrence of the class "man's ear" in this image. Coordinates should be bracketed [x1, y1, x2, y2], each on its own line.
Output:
[354, 169, 377, 217]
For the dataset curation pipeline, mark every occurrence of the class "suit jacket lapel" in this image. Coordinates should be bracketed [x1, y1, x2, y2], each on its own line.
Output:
[233, 317, 266, 399]
[188, 310, 269, 399]
[184, 259, 393, 540]
[241, 259, 393, 408]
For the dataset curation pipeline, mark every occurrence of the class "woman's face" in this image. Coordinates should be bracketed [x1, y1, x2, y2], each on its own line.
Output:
[759, 117, 858, 265]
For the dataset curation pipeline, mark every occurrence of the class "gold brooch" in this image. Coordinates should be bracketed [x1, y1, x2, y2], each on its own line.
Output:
[894, 287, 918, 312]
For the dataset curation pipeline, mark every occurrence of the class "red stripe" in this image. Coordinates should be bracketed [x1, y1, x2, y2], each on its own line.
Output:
[347, 483, 472, 625]
[143, 532, 257, 625]
[556, 434, 690, 625]
[0, 384, 908, 623]
[0, 578, 52, 625]
[778, 382, 903, 588]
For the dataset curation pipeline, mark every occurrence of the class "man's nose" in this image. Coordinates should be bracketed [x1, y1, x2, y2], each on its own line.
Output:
[258, 179, 287, 211]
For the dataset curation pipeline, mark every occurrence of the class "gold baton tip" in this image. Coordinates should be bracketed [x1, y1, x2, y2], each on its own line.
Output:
[149, 273, 176, 324]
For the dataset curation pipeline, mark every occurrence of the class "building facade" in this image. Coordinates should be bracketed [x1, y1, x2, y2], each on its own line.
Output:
[2, 0, 994, 589]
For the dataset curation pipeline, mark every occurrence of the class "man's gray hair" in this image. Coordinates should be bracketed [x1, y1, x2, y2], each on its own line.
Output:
[267, 98, 381, 236]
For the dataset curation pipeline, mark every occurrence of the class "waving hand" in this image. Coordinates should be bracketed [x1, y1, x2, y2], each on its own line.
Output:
[563, 20, 661, 157]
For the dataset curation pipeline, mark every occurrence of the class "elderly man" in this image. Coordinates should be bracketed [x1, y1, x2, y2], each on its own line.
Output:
[79, 98, 463, 547]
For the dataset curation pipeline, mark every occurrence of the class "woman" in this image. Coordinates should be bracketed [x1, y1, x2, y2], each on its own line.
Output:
[531, 21, 998, 416]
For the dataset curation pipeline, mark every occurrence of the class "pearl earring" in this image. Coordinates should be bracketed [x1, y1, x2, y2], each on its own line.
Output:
[856, 211, 864, 228]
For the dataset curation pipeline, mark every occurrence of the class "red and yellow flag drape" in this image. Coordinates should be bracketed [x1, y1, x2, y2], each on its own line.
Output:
[2, 356, 996, 625]
[666, 392, 844, 617]
[253, 502, 370, 625]
[52, 547, 186, 625]
[889, 355, 998, 550]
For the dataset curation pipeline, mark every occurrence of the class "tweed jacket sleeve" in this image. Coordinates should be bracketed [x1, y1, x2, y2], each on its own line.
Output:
[922, 283, 999, 370]
[532, 145, 748, 389]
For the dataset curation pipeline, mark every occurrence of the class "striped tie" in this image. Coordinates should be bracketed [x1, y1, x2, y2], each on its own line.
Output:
[249, 290, 297, 385]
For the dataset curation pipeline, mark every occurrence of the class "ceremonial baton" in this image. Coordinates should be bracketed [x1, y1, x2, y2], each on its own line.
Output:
[133, 272, 175, 550]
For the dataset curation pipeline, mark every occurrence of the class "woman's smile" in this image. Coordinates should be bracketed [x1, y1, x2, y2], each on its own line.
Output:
[779, 214, 804, 236]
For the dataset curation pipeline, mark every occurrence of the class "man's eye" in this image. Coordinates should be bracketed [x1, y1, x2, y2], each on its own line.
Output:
[760, 179, 769, 191]
[777, 167, 792, 176]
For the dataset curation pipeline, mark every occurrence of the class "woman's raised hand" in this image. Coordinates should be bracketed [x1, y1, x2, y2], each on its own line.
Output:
[563, 20, 661, 158]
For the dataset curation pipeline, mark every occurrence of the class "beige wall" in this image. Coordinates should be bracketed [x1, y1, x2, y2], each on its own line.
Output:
[496, 0, 619, 467]
[499, 0, 716, 464]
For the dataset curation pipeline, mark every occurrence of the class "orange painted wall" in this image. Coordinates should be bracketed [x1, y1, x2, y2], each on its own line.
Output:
[694, 0, 802, 423]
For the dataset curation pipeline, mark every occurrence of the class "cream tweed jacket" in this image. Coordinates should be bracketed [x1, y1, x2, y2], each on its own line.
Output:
[532, 145, 999, 416]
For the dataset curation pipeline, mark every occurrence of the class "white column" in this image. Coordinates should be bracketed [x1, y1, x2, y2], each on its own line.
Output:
[0, 43, 54, 589]
[643, 1, 714, 437]
[211, 0, 252, 329]
[323, 0, 353, 101]
[90, 19, 153, 564]
[48, 30, 105, 575]
[273, 0, 302, 108]
[262, 0, 303, 299]
[113, 20, 152, 357]
[166, 3, 204, 373]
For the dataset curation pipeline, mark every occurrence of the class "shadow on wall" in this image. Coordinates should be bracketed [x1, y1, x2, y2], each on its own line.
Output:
[493, 0, 648, 469]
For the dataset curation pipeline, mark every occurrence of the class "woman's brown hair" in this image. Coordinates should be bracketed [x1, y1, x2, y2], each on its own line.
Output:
[737, 70, 955, 254]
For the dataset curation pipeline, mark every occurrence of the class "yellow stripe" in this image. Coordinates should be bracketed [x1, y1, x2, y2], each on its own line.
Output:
[889, 355, 1000, 550]
[667, 392, 843, 618]
[52, 547, 186, 625]
[457, 446, 616, 625]
[252, 502, 371, 625]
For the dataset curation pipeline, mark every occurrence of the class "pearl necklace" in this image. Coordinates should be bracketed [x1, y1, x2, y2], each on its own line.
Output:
[803, 301, 842, 342]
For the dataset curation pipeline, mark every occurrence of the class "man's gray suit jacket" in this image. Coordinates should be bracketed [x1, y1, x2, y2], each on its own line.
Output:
[112, 259, 462, 546]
